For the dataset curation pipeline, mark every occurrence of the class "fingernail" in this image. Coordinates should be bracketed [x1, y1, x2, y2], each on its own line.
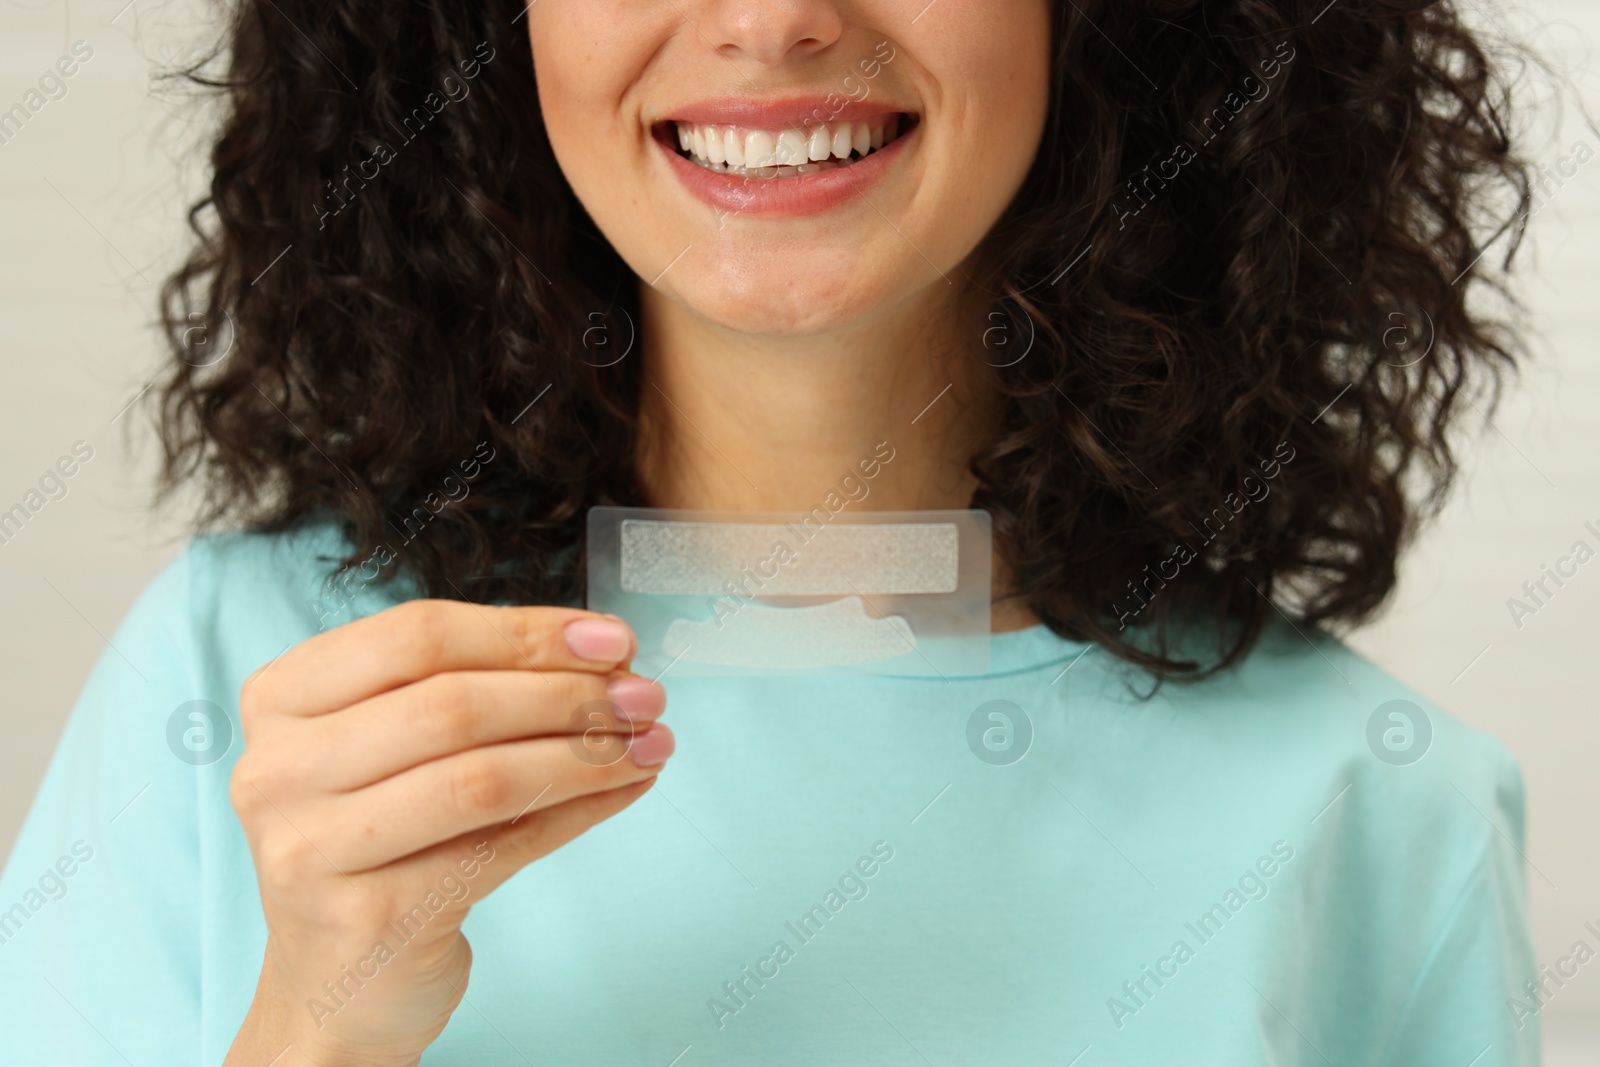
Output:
[629, 724, 675, 768]
[607, 676, 666, 722]
[565, 618, 633, 662]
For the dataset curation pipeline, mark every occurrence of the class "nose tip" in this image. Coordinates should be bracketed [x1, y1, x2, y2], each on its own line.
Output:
[707, 0, 845, 67]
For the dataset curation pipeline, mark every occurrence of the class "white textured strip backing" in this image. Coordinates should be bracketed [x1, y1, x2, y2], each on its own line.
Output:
[619, 520, 960, 596]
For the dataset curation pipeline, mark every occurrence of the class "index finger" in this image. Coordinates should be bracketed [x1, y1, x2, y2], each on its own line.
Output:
[243, 600, 636, 717]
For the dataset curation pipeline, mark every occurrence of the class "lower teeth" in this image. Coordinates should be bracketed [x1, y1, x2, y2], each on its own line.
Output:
[681, 144, 892, 178]
[695, 159, 844, 177]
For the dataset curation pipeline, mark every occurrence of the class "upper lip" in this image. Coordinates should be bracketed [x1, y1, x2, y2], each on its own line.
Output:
[658, 96, 915, 129]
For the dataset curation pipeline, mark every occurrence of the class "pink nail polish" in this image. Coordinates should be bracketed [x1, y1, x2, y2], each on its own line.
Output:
[607, 676, 666, 722]
[565, 618, 633, 662]
[629, 724, 675, 768]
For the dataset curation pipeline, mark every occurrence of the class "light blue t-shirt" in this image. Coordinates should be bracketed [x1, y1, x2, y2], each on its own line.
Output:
[0, 522, 1539, 1065]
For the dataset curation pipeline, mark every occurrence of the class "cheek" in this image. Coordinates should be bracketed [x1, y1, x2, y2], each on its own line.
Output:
[531, 5, 700, 302]
[848, 8, 1048, 298]
[529, 7, 653, 206]
[924, 8, 1053, 195]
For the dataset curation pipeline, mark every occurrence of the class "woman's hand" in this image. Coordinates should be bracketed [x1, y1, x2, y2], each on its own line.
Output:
[222, 601, 672, 1067]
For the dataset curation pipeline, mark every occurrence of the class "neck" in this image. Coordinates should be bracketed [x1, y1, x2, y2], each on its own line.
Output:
[634, 281, 1039, 633]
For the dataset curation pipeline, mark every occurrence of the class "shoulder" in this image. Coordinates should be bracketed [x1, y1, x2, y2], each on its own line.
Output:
[1224, 624, 1535, 1058]
[149, 516, 423, 690]
[0, 521, 386, 1059]
[1104, 616, 1523, 799]
[184, 515, 388, 614]
[1231, 617, 1524, 838]
[1092, 615, 1526, 890]
[1165, 617, 1528, 937]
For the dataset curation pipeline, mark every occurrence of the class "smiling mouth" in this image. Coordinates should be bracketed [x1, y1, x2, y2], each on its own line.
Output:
[661, 113, 916, 178]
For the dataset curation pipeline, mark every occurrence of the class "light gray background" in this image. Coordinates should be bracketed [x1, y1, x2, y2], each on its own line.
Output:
[2, 1, 1596, 1059]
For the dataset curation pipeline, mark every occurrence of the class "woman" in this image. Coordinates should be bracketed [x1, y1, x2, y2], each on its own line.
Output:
[0, 1, 1539, 1064]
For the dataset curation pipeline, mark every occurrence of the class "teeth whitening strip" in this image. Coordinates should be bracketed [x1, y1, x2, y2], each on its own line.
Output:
[587, 507, 992, 677]
[619, 521, 959, 596]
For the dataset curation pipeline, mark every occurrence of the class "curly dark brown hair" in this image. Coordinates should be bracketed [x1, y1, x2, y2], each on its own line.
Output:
[153, 0, 1534, 680]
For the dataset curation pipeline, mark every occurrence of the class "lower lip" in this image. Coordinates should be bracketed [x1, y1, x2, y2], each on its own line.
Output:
[654, 122, 916, 218]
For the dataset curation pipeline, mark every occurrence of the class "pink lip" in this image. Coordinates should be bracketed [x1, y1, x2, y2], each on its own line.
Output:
[653, 109, 918, 218]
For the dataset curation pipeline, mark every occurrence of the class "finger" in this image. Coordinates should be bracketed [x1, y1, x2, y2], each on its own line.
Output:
[318, 725, 674, 871]
[298, 670, 666, 791]
[395, 776, 658, 903]
[246, 600, 638, 717]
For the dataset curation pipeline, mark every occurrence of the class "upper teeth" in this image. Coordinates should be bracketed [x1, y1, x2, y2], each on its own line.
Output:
[675, 117, 902, 170]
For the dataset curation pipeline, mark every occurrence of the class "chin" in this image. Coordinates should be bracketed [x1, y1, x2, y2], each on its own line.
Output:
[667, 244, 913, 338]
